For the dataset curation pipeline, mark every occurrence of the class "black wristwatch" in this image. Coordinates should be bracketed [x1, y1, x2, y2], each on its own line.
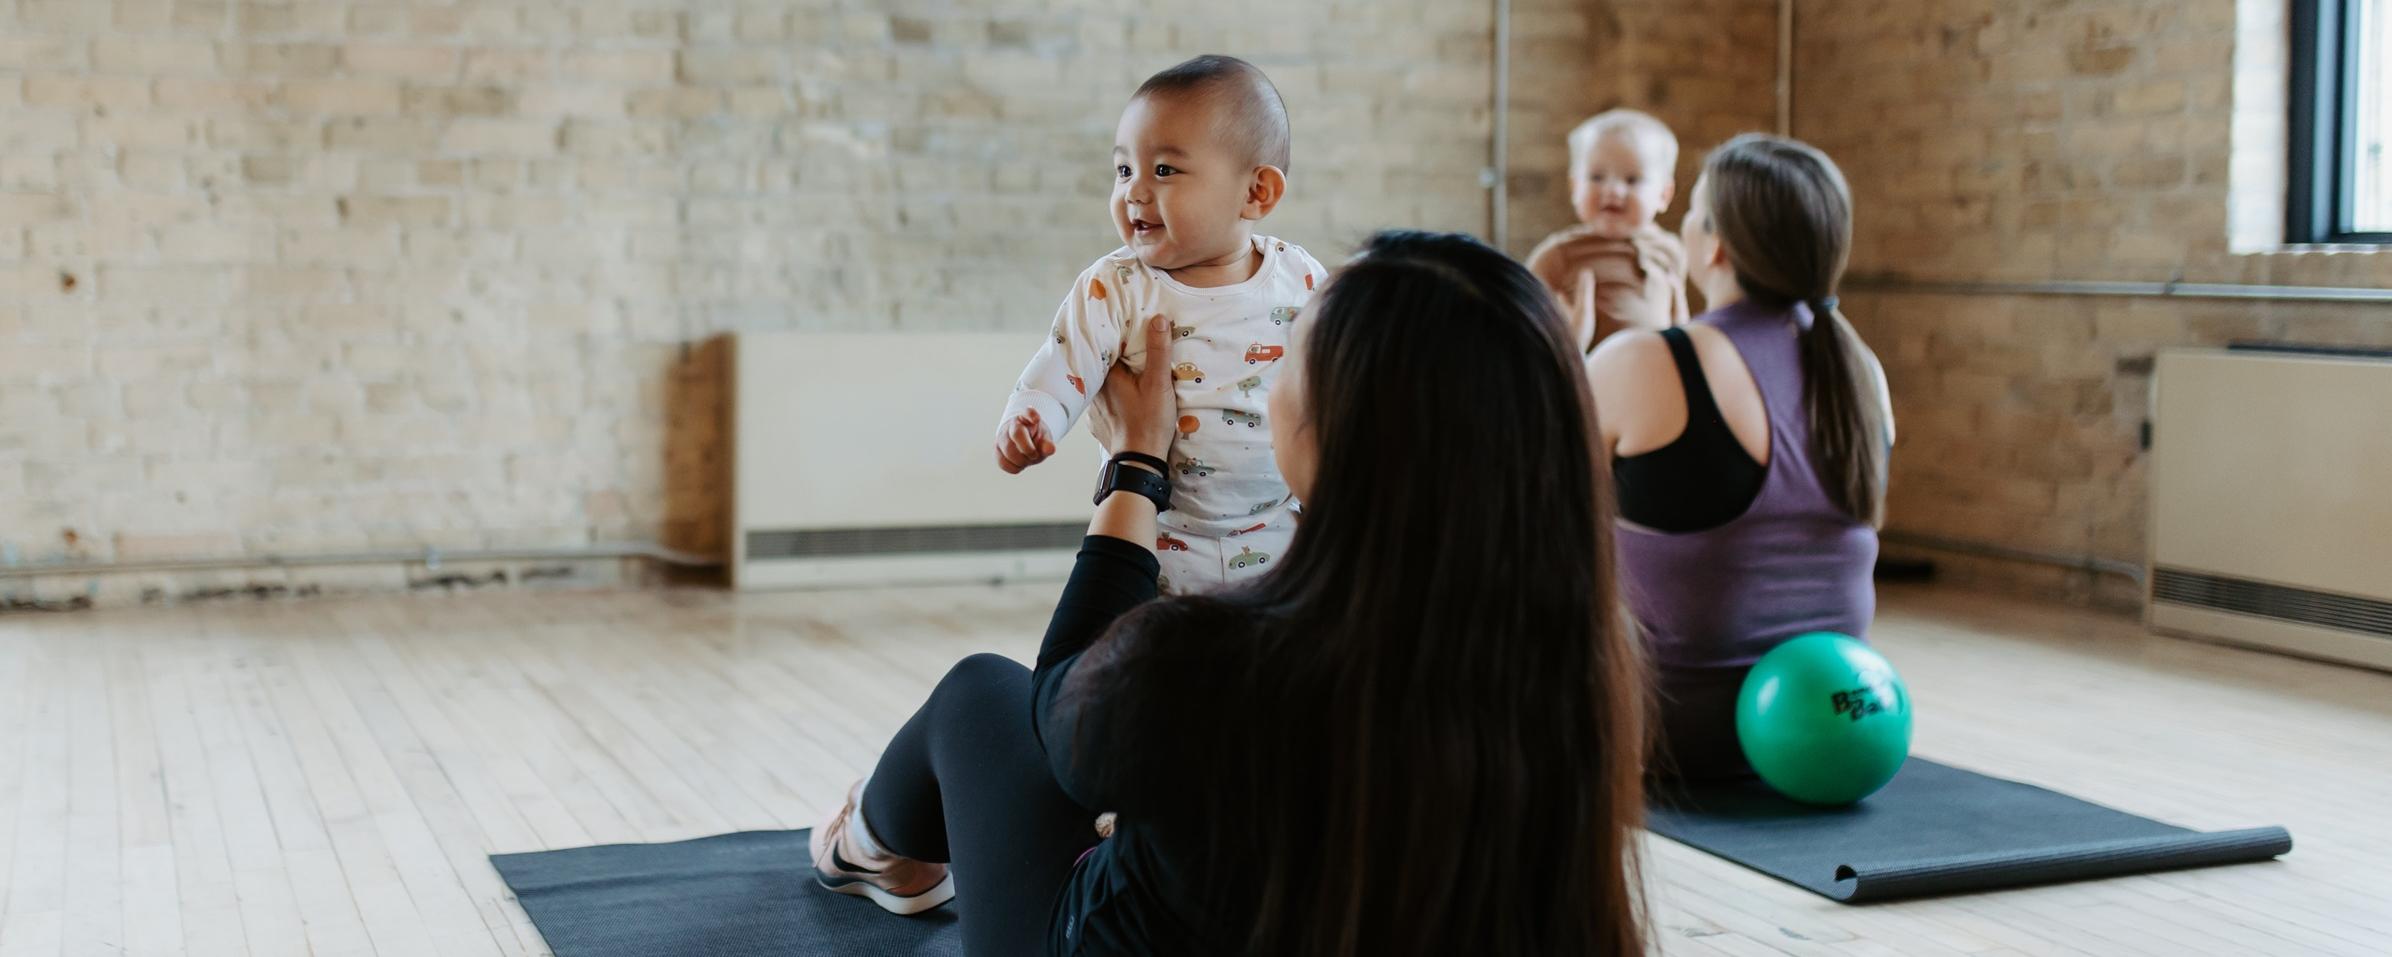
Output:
[1094, 452, 1172, 512]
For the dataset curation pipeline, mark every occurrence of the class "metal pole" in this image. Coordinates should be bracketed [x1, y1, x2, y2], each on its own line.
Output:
[1843, 276, 2392, 304]
[1488, 0, 1512, 248]
[1882, 530, 2145, 585]
[1777, 0, 1794, 135]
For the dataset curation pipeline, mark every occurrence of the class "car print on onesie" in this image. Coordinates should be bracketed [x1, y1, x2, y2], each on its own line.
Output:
[1244, 344, 1283, 364]
[1156, 533, 1191, 552]
[1174, 457, 1215, 478]
[1228, 547, 1270, 571]
[1221, 410, 1261, 429]
[1173, 362, 1205, 383]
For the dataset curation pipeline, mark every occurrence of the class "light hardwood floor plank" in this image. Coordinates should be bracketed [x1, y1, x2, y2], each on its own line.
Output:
[3, 583, 2386, 956]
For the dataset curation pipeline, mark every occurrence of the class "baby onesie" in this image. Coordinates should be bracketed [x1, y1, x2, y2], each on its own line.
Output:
[1002, 234, 1324, 593]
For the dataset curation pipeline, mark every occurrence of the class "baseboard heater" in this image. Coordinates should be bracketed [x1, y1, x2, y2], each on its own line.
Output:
[2148, 349, 2392, 671]
[729, 332, 1105, 589]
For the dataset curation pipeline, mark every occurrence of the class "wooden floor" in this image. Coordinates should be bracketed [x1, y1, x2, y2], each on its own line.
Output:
[0, 582, 2385, 956]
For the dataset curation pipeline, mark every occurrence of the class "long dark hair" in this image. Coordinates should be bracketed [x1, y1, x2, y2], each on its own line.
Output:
[1699, 133, 1887, 526]
[1229, 231, 1647, 954]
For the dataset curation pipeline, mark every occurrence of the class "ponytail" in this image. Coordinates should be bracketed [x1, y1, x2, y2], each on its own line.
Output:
[1799, 297, 1887, 527]
[1700, 134, 1887, 527]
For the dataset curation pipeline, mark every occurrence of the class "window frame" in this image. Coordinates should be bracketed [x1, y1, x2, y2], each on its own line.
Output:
[2289, 0, 2392, 243]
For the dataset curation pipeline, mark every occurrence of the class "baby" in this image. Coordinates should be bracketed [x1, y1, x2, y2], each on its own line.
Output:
[994, 55, 1323, 595]
[1524, 108, 1690, 353]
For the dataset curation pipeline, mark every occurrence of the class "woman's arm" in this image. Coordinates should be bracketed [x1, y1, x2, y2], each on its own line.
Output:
[1586, 328, 1677, 455]
[1027, 315, 1180, 801]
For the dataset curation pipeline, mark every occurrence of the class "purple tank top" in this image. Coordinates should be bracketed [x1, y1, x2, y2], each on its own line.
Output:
[1615, 300, 1878, 675]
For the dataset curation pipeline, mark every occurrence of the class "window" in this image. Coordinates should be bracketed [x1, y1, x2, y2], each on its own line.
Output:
[2290, 0, 2392, 242]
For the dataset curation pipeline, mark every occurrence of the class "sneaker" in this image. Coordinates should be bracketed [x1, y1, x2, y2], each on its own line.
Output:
[811, 781, 955, 916]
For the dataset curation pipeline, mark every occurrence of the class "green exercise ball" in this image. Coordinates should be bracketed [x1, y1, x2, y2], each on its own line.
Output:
[1736, 632, 1912, 806]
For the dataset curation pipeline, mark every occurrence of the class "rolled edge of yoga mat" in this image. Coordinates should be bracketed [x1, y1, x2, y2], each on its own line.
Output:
[1828, 826, 2294, 903]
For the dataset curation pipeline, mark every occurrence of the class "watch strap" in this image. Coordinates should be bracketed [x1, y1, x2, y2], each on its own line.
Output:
[1111, 450, 1167, 475]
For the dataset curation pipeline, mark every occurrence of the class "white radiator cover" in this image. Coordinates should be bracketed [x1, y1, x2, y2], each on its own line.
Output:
[729, 332, 1106, 589]
[2147, 348, 2392, 671]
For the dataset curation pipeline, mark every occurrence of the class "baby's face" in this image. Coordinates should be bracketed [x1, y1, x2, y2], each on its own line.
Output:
[1111, 94, 1258, 270]
[1570, 132, 1673, 239]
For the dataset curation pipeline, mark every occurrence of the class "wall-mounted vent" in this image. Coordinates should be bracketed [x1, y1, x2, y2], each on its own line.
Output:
[2148, 349, 2392, 673]
[2152, 568, 2392, 639]
[746, 522, 1088, 561]
[730, 333, 1107, 590]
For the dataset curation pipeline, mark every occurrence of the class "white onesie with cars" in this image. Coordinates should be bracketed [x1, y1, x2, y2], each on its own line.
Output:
[1002, 234, 1324, 593]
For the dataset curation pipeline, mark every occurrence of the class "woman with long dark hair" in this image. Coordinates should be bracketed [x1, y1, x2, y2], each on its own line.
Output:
[1589, 133, 1893, 782]
[810, 230, 1649, 955]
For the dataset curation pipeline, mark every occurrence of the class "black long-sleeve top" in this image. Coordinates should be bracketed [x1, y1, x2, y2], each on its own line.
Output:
[1028, 536, 1275, 955]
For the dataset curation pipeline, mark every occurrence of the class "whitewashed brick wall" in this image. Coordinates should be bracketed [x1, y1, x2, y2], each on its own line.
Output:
[5, 0, 1692, 601]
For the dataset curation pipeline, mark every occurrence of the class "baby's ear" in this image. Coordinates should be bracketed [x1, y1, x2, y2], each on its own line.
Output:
[1658, 176, 1677, 211]
[1243, 166, 1287, 221]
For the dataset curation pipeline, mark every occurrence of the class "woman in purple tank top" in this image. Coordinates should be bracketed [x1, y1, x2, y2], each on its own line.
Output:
[1588, 135, 1895, 782]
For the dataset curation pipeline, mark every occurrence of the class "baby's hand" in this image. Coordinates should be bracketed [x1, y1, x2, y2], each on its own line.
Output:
[995, 408, 1057, 474]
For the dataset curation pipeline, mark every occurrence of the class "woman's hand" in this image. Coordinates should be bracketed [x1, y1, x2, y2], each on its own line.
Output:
[1569, 270, 1600, 353]
[1095, 314, 1179, 460]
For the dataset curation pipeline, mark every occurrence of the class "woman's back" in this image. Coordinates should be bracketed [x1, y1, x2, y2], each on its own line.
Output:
[1608, 299, 1877, 780]
[1043, 230, 1649, 955]
[1616, 299, 1878, 666]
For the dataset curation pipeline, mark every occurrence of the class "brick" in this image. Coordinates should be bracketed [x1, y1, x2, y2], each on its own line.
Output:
[219, 42, 341, 78]
[280, 78, 403, 115]
[93, 37, 218, 74]
[402, 85, 517, 117]
[116, 152, 186, 191]
[563, 50, 676, 84]
[207, 117, 319, 151]
[626, 87, 722, 119]
[462, 49, 553, 82]
[277, 227, 398, 264]
[112, 0, 175, 31]
[0, 344, 90, 380]
[157, 222, 277, 262]
[1, 112, 79, 154]
[347, 4, 407, 35]
[237, 1, 346, 34]
[0, 37, 89, 71]
[516, 84, 625, 116]
[154, 78, 278, 112]
[324, 117, 442, 152]
[175, 0, 232, 32]
[82, 115, 208, 150]
[2105, 80, 2185, 116]
[20, 0, 114, 31]
[240, 265, 349, 300]
[675, 48, 780, 84]
[25, 74, 152, 111]
[341, 44, 461, 80]
[440, 118, 559, 156]
[338, 195, 451, 227]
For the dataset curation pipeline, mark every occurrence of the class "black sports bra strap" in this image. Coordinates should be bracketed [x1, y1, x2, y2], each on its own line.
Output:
[1658, 327, 1731, 430]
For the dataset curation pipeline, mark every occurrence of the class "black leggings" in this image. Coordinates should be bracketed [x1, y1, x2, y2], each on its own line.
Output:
[860, 653, 1099, 955]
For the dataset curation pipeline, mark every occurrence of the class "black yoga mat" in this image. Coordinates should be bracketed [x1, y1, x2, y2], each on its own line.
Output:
[1647, 757, 2293, 903]
[491, 829, 961, 957]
